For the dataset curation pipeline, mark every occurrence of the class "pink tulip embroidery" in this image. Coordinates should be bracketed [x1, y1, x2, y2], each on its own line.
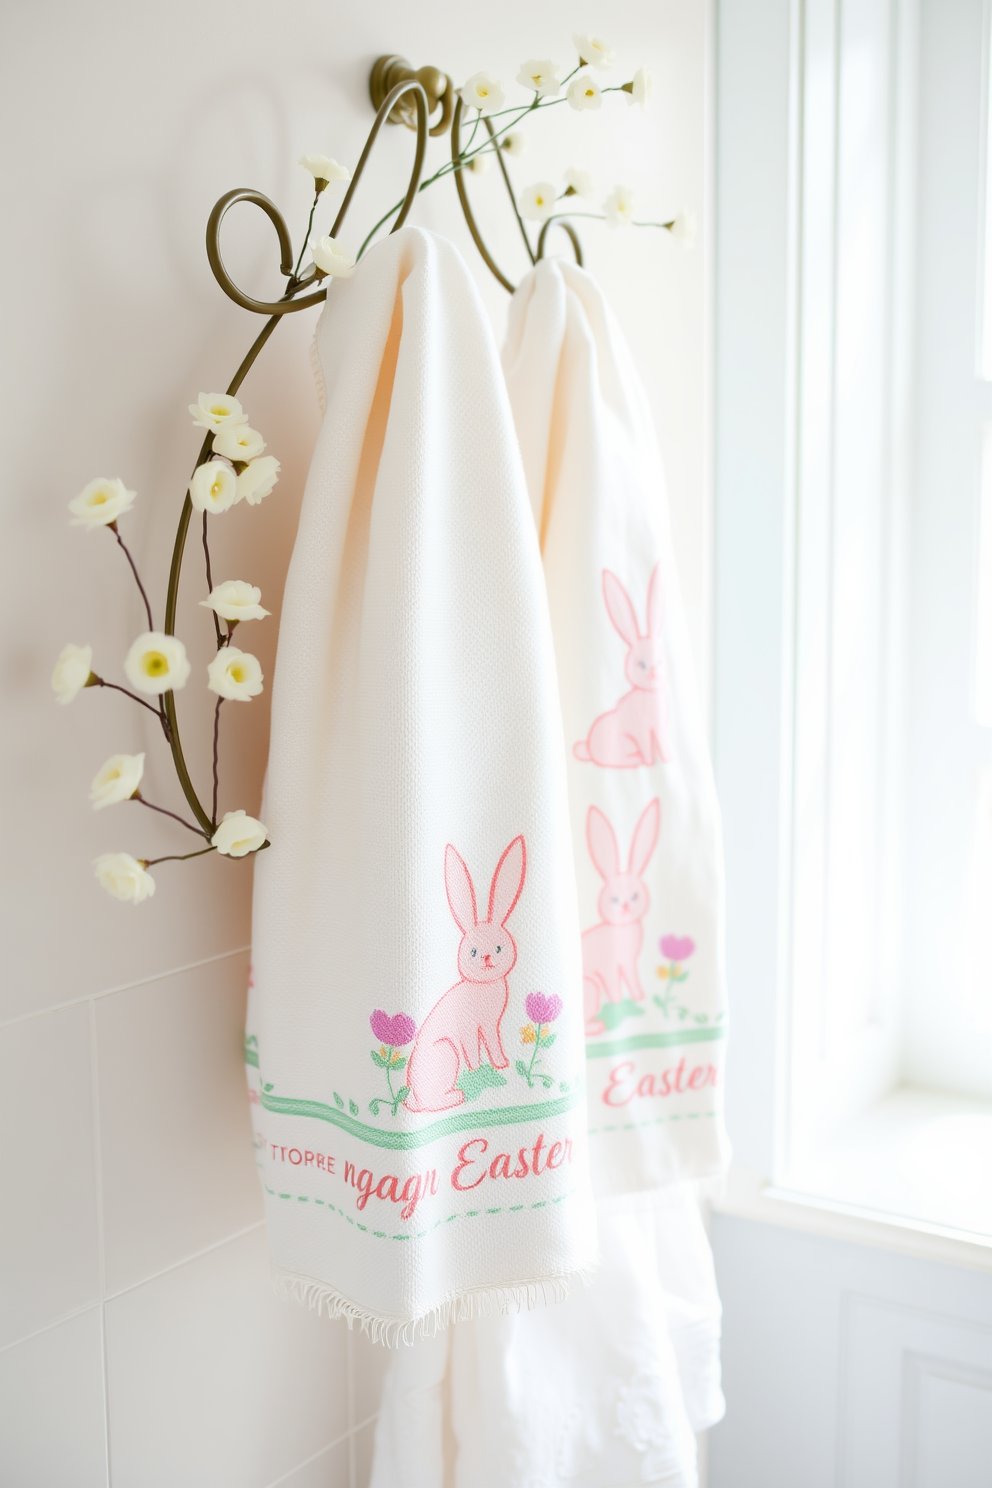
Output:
[654, 935, 709, 1024]
[517, 992, 563, 1090]
[369, 1009, 417, 1116]
[574, 564, 671, 769]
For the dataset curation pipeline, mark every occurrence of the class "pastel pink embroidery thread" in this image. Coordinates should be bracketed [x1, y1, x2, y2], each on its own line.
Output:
[404, 836, 527, 1114]
[581, 800, 661, 1035]
[574, 563, 671, 768]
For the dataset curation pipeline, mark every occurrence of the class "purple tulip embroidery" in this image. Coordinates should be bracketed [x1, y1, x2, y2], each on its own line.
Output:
[517, 992, 563, 1090]
[655, 934, 708, 1023]
[368, 1009, 417, 1116]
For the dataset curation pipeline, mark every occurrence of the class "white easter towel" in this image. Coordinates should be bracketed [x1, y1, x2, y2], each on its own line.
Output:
[502, 258, 731, 1197]
[246, 228, 597, 1341]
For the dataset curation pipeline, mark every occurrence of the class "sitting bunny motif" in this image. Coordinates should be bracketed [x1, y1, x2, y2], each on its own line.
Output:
[574, 564, 671, 768]
[405, 836, 527, 1114]
[581, 800, 660, 1036]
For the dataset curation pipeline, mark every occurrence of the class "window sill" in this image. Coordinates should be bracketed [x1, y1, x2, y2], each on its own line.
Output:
[712, 1087, 992, 1275]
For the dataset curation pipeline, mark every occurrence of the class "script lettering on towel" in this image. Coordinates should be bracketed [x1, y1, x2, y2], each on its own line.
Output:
[601, 1057, 721, 1107]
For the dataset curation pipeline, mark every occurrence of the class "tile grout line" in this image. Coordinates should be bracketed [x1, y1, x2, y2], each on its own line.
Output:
[88, 997, 113, 1488]
[264, 1414, 381, 1488]
[0, 943, 252, 1030]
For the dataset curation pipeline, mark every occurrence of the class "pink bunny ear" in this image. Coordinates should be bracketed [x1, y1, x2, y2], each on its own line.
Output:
[602, 570, 640, 647]
[445, 844, 478, 932]
[646, 561, 665, 638]
[587, 806, 620, 881]
[488, 835, 526, 926]
[628, 799, 661, 877]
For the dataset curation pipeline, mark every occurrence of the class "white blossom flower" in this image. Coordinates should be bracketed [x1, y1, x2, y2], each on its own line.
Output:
[311, 235, 355, 278]
[189, 393, 249, 431]
[213, 424, 266, 461]
[460, 71, 505, 113]
[604, 184, 636, 228]
[124, 631, 191, 695]
[90, 752, 145, 809]
[567, 75, 602, 111]
[94, 852, 155, 904]
[207, 646, 264, 702]
[188, 460, 238, 515]
[516, 60, 560, 97]
[564, 166, 594, 198]
[668, 207, 697, 248]
[502, 130, 528, 157]
[573, 33, 616, 69]
[236, 455, 281, 506]
[68, 477, 136, 530]
[200, 580, 270, 624]
[52, 643, 95, 705]
[468, 151, 490, 175]
[520, 182, 557, 223]
[298, 153, 350, 191]
[626, 66, 652, 107]
[212, 809, 267, 857]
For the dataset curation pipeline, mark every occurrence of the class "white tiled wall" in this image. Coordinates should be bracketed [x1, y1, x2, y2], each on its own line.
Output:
[1, 1, 706, 1481]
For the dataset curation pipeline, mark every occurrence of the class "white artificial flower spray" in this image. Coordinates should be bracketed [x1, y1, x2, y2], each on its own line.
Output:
[604, 185, 635, 228]
[207, 647, 264, 702]
[189, 393, 248, 430]
[52, 643, 95, 705]
[124, 632, 191, 695]
[567, 75, 602, 111]
[90, 753, 145, 809]
[236, 455, 281, 506]
[564, 166, 594, 198]
[516, 60, 560, 97]
[200, 580, 271, 624]
[311, 236, 355, 278]
[298, 154, 351, 192]
[668, 207, 697, 247]
[94, 852, 156, 904]
[502, 130, 528, 158]
[468, 152, 490, 176]
[213, 424, 266, 461]
[188, 461, 239, 515]
[573, 33, 616, 69]
[68, 478, 136, 530]
[625, 66, 653, 108]
[520, 183, 557, 223]
[460, 71, 505, 113]
[212, 810, 267, 857]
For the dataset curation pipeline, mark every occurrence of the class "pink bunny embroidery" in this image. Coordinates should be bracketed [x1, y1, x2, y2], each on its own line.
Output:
[405, 836, 527, 1114]
[574, 564, 671, 768]
[581, 800, 660, 1036]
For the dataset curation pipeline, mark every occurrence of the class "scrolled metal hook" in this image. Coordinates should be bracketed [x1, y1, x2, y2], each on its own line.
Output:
[536, 217, 584, 267]
[451, 95, 525, 294]
[205, 78, 429, 318]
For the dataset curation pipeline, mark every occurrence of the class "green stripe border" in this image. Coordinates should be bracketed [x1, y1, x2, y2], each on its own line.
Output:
[584, 1024, 728, 1059]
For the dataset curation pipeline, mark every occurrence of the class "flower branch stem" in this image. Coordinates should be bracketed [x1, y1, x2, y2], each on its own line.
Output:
[486, 116, 535, 264]
[133, 794, 208, 837]
[211, 696, 223, 827]
[201, 513, 223, 648]
[292, 195, 320, 280]
[94, 676, 171, 734]
[112, 527, 155, 632]
[143, 846, 216, 867]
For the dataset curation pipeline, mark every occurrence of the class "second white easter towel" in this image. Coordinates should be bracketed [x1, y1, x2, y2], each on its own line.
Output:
[246, 228, 596, 1340]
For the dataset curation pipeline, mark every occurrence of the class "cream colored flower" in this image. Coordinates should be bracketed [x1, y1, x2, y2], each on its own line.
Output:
[520, 182, 557, 223]
[52, 643, 95, 705]
[189, 393, 248, 430]
[207, 647, 264, 702]
[68, 477, 136, 530]
[567, 75, 602, 111]
[299, 153, 350, 191]
[468, 151, 490, 175]
[627, 66, 652, 107]
[188, 461, 238, 515]
[94, 852, 155, 904]
[564, 166, 594, 198]
[236, 455, 281, 507]
[604, 184, 635, 228]
[573, 33, 616, 69]
[516, 60, 560, 97]
[90, 752, 145, 810]
[213, 424, 266, 461]
[460, 71, 505, 113]
[311, 235, 355, 278]
[502, 130, 528, 158]
[200, 580, 270, 624]
[668, 207, 697, 247]
[212, 809, 267, 857]
[124, 631, 191, 695]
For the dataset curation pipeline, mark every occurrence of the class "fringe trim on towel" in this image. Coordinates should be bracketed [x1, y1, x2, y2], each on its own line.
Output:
[309, 331, 327, 415]
[272, 1263, 598, 1348]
